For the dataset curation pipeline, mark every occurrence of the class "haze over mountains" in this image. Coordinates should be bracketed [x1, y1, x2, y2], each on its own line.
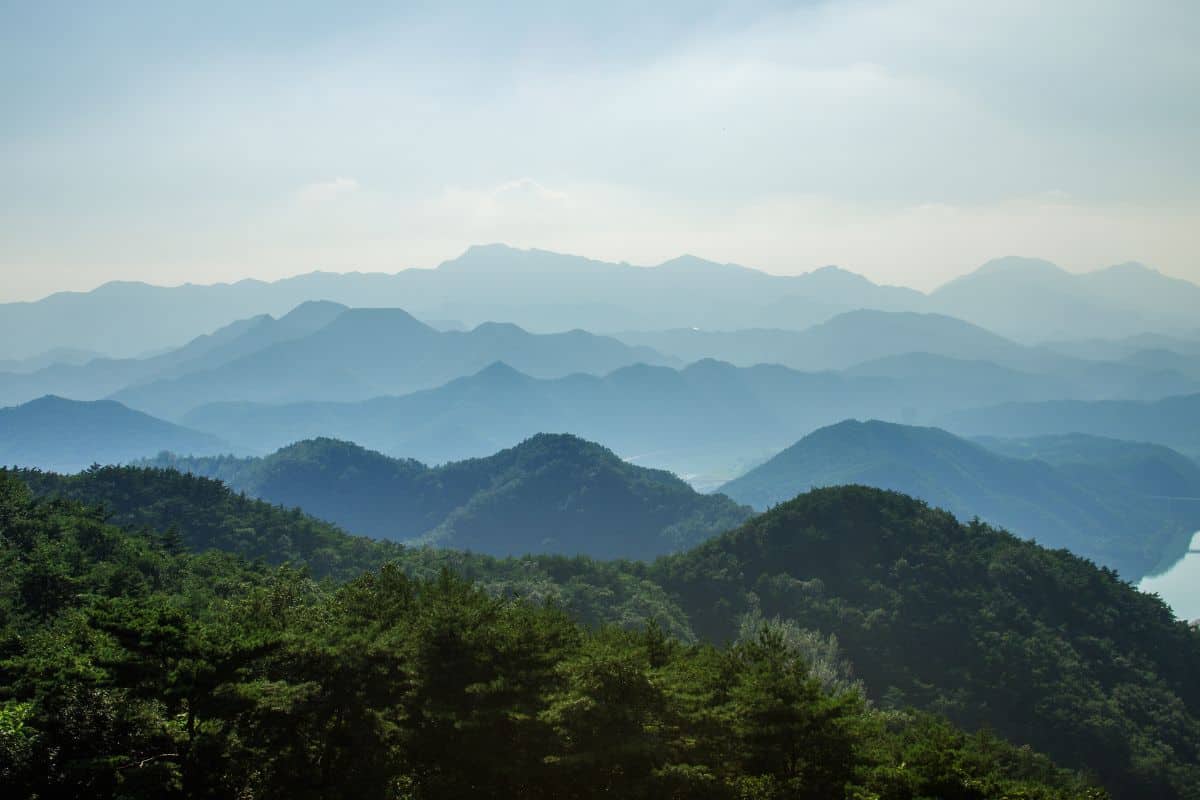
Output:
[0, 395, 227, 473]
[943, 393, 1200, 462]
[6, 243, 1200, 799]
[109, 309, 668, 418]
[3, 245, 1198, 362]
[0, 300, 349, 408]
[3, 242, 1200, 598]
[719, 420, 1200, 579]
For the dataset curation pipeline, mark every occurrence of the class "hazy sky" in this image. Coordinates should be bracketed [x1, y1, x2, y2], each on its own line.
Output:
[2, 0, 1197, 300]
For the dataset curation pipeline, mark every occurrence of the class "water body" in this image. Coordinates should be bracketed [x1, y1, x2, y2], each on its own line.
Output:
[1140, 532, 1200, 621]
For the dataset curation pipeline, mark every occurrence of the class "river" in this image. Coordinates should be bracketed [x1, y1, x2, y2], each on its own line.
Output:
[1139, 532, 1200, 622]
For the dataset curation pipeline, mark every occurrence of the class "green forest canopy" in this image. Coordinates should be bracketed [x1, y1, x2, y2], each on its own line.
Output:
[7, 465, 1200, 798]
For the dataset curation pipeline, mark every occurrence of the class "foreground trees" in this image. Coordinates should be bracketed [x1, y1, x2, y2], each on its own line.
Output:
[0, 473, 1101, 798]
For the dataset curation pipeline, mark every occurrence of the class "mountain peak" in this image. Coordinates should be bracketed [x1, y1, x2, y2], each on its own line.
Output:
[969, 256, 1070, 279]
[326, 307, 434, 336]
[440, 243, 608, 273]
[278, 299, 349, 322]
[803, 265, 873, 285]
[1097, 260, 1157, 277]
[654, 254, 756, 275]
[470, 361, 534, 384]
[470, 321, 528, 337]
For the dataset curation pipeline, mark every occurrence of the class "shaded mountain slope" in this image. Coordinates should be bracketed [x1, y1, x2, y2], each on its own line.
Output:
[649, 486, 1200, 798]
[717, 420, 1200, 578]
[0, 300, 348, 407]
[144, 434, 753, 559]
[0, 395, 228, 472]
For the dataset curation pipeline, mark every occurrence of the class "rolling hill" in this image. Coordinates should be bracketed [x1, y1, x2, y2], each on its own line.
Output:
[143, 434, 753, 559]
[12, 465, 1199, 798]
[0, 395, 228, 472]
[717, 419, 1200, 578]
[0, 470, 1116, 799]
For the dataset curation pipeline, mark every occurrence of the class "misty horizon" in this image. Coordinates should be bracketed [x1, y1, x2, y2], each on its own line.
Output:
[1, 241, 1190, 304]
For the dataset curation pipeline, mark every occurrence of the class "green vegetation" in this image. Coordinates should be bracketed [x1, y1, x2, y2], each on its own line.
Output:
[652, 487, 1200, 798]
[9, 465, 1200, 798]
[0, 471, 1102, 799]
[12, 463, 406, 582]
[140, 435, 753, 559]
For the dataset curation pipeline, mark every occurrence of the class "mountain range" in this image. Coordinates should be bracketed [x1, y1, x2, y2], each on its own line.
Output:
[175, 360, 902, 483]
[616, 309, 1052, 372]
[3, 245, 1198, 361]
[718, 420, 1200, 579]
[108, 308, 668, 418]
[0, 302, 668, 416]
[927, 257, 1200, 342]
[0, 300, 348, 408]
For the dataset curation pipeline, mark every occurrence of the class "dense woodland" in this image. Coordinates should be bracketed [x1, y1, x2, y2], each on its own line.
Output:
[0, 471, 1107, 798]
[6, 465, 1200, 797]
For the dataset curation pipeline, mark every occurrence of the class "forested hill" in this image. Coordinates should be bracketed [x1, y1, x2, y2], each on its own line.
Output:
[9, 464, 405, 581]
[647, 487, 1200, 798]
[0, 471, 1100, 799]
[140, 435, 753, 559]
[7, 466, 1200, 797]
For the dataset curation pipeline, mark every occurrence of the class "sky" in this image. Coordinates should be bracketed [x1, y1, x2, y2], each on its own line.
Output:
[1, 0, 1198, 301]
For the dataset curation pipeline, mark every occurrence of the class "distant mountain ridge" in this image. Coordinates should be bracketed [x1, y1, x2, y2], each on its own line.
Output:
[942, 392, 1200, 462]
[142, 435, 753, 559]
[928, 256, 1200, 341]
[176, 359, 904, 483]
[5, 244, 1194, 360]
[175, 351, 1200, 487]
[0, 395, 228, 472]
[0, 300, 348, 408]
[717, 419, 1200, 579]
[109, 308, 670, 418]
[616, 310, 1053, 372]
